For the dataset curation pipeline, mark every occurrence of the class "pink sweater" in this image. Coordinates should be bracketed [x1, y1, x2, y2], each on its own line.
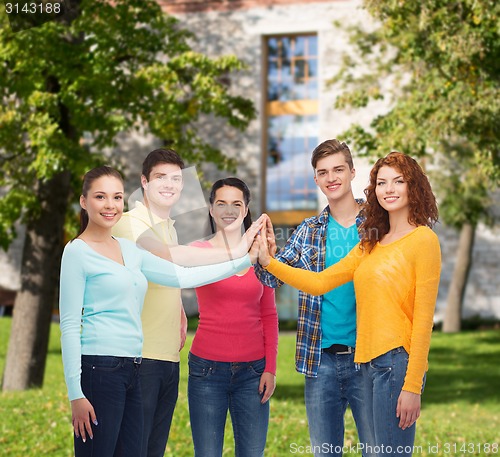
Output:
[190, 241, 279, 374]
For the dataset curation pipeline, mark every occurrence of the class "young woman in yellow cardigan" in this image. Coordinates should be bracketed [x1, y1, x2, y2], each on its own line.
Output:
[258, 152, 441, 457]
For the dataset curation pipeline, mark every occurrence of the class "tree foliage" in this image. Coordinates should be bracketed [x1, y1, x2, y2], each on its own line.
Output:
[0, 0, 255, 249]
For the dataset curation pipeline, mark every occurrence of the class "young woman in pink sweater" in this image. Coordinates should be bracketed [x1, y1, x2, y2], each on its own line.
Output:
[188, 178, 279, 457]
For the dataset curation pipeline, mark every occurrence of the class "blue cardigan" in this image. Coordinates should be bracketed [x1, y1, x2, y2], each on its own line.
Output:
[59, 237, 250, 400]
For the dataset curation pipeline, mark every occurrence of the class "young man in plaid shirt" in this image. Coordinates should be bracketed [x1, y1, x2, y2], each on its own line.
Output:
[255, 139, 375, 457]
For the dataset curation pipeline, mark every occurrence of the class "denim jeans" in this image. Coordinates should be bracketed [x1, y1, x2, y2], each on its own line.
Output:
[188, 352, 269, 457]
[305, 351, 376, 457]
[75, 355, 143, 457]
[360, 347, 422, 457]
[140, 358, 180, 457]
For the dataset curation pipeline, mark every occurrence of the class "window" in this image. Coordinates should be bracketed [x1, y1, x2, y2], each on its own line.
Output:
[264, 35, 319, 220]
[263, 34, 319, 318]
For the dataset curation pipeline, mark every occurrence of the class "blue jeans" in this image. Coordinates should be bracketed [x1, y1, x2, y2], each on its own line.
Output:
[360, 347, 422, 457]
[75, 355, 143, 457]
[140, 358, 180, 457]
[188, 352, 269, 457]
[305, 351, 376, 457]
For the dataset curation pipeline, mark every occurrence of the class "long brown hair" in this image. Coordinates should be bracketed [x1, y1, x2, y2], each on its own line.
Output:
[360, 152, 438, 252]
[208, 177, 252, 233]
[76, 166, 124, 237]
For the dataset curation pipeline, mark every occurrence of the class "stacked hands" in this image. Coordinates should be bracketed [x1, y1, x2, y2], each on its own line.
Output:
[139, 212, 275, 266]
[242, 214, 274, 266]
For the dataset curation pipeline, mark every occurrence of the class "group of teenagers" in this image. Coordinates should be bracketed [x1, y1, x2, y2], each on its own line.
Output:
[59, 139, 442, 457]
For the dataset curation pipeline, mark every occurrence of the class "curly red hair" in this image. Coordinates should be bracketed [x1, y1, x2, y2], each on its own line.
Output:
[360, 152, 438, 252]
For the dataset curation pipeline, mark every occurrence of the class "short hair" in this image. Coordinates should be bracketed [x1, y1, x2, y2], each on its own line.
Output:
[311, 139, 354, 170]
[142, 148, 185, 181]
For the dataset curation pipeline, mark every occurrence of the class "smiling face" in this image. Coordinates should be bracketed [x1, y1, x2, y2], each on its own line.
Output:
[314, 153, 355, 203]
[80, 176, 124, 230]
[209, 185, 248, 233]
[141, 163, 183, 212]
[375, 165, 409, 214]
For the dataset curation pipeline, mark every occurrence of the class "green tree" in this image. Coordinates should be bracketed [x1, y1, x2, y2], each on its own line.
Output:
[331, 0, 499, 331]
[435, 150, 494, 332]
[0, 0, 255, 391]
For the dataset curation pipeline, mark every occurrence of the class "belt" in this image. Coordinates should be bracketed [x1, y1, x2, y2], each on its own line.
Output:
[322, 344, 354, 355]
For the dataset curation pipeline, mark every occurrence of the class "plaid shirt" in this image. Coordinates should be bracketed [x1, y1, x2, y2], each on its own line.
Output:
[254, 201, 364, 377]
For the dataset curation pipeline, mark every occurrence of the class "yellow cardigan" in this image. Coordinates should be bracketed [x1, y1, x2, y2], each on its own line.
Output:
[265, 226, 441, 394]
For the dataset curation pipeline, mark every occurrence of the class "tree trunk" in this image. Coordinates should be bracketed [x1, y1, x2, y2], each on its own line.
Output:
[442, 222, 476, 333]
[2, 170, 71, 390]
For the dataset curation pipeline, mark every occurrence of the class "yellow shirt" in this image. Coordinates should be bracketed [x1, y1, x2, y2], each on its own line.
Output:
[112, 202, 182, 362]
[265, 226, 441, 394]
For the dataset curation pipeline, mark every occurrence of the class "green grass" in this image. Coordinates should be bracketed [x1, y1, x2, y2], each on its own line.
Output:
[1, 318, 499, 456]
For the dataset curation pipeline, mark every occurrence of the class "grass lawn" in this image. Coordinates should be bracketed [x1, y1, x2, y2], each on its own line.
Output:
[0, 318, 499, 456]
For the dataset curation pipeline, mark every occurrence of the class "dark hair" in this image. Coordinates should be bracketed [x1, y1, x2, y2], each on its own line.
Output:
[311, 139, 354, 170]
[76, 166, 124, 237]
[208, 177, 252, 233]
[360, 151, 439, 252]
[142, 148, 185, 181]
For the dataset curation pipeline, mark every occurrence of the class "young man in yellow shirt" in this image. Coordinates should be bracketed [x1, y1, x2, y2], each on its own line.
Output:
[112, 148, 187, 457]
[114, 148, 260, 457]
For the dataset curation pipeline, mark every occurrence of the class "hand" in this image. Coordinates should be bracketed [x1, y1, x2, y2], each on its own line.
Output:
[259, 372, 276, 403]
[236, 215, 266, 257]
[263, 214, 277, 257]
[249, 239, 259, 264]
[225, 210, 266, 236]
[396, 390, 421, 430]
[256, 233, 271, 267]
[71, 397, 97, 442]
